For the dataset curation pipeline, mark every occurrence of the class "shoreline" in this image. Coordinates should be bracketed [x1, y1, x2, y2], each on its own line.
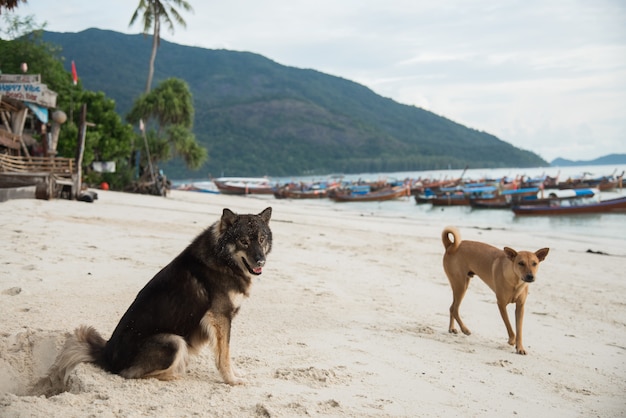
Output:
[1, 190, 624, 417]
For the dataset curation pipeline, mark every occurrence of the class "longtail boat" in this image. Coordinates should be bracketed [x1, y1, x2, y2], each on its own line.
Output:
[330, 185, 409, 202]
[512, 196, 626, 216]
[212, 177, 275, 195]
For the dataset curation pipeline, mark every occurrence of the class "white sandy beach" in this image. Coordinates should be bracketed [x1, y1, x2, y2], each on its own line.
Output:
[0, 189, 625, 417]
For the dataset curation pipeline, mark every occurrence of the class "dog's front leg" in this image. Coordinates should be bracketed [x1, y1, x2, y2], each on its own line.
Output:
[497, 301, 516, 348]
[514, 301, 526, 355]
[205, 312, 246, 385]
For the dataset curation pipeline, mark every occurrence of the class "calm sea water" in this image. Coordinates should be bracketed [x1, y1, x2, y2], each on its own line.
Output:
[271, 164, 626, 242]
[178, 164, 626, 241]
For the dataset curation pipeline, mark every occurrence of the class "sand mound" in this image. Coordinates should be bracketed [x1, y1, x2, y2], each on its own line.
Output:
[0, 328, 67, 395]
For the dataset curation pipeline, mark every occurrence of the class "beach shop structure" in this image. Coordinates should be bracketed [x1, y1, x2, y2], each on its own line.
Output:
[0, 73, 85, 200]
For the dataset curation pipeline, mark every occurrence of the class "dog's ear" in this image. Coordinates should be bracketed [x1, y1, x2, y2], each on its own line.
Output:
[503, 247, 518, 261]
[535, 248, 549, 262]
[259, 207, 272, 224]
[221, 208, 238, 229]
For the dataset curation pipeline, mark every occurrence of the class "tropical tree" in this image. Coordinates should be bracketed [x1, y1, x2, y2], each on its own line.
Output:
[126, 77, 207, 173]
[0, 0, 26, 14]
[56, 91, 136, 190]
[0, 14, 137, 190]
[129, 0, 193, 94]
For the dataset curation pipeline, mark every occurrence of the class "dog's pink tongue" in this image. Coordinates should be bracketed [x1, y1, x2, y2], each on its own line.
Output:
[254, 267, 263, 274]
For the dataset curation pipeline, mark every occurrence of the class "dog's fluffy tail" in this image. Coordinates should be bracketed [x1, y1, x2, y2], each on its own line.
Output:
[442, 226, 461, 252]
[30, 325, 106, 397]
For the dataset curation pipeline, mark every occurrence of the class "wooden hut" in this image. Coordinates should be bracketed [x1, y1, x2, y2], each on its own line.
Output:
[0, 73, 83, 200]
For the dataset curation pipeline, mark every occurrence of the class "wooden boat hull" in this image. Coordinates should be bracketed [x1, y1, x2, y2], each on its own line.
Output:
[471, 188, 595, 209]
[512, 196, 626, 216]
[414, 194, 435, 204]
[274, 189, 328, 199]
[213, 178, 274, 195]
[558, 180, 617, 191]
[331, 186, 409, 202]
[430, 195, 470, 206]
[470, 197, 511, 209]
[431, 185, 499, 206]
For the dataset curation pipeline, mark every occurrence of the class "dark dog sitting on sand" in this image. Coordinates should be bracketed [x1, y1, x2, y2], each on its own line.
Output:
[34, 207, 272, 396]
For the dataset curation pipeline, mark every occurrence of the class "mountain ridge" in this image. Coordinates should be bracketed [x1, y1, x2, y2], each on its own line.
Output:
[43, 28, 547, 178]
[551, 154, 626, 167]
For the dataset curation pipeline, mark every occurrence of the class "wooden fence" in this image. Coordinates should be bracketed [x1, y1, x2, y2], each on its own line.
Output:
[0, 153, 75, 177]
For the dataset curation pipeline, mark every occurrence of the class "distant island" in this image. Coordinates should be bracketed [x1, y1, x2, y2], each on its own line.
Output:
[551, 153, 626, 167]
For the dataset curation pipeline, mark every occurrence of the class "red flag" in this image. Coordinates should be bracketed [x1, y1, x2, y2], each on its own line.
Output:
[71, 60, 78, 85]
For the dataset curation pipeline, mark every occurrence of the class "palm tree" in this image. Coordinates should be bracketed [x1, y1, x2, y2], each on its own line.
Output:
[129, 0, 193, 94]
[127, 78, 207, 171]
[0, 0, 27, 13]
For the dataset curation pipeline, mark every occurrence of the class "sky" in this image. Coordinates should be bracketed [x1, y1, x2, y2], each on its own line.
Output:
[5, 0, 626, 162]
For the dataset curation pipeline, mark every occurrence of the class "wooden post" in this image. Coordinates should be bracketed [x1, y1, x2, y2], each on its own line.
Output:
[1, 109, 31, 159]
[12, 108, 32, 160]
[73, 104, 87, 199]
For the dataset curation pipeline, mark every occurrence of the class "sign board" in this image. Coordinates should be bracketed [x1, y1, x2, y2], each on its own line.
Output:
[0, 82, 57, 107]
[0, 74, 41, 83]
[92, 161, 117, 173]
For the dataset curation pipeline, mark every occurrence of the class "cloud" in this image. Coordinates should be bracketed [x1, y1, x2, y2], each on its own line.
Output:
[8, 0, 626, 161]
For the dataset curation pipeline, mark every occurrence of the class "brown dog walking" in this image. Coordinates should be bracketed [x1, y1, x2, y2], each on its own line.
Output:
[441, 226, 549, 354]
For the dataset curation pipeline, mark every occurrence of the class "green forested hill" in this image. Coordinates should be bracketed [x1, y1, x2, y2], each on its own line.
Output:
[43, 28, 547, 178]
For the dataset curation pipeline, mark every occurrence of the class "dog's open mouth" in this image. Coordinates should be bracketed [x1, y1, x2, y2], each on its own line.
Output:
[243, 258, 263, 275]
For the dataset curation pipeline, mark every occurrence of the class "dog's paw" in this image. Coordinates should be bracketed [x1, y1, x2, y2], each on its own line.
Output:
[448, 328, 458, 334]
[225, 376, 248, 385]
[508, 336, 516, 346]
[222, 368, 248, 385]
[516, 347, 527, 355]
[232, 366, 246, 378]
